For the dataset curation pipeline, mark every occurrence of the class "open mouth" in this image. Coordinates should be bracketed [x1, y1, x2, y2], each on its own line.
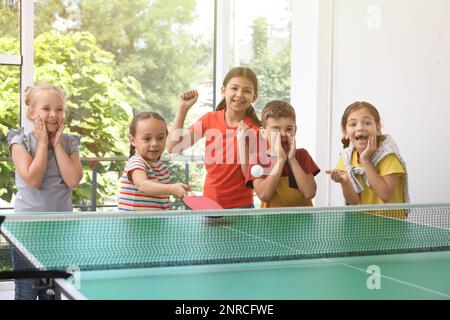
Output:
[354, 133, 368, 142]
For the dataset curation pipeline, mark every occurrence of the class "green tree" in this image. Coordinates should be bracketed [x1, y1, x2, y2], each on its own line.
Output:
[1, 31, 202, 208]
[1, 0, 70, 38]
[1, 0, 213, 207]
[34, 0, 72, 35]
[252, 16, 268, 61]
[33, 0, 210, 120]
[0, 36, 20, 202]
[0, 1, 19, 39]
[0, 64, 20, 202]
[1, 1, 211, 119]
[0, 32, 143, 207]
[35, 31, 147, 208]
[250, 17, 291, 114]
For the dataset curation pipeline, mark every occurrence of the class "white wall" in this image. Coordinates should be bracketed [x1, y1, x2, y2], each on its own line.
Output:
[329, 0, 450, 205]
[291, 0, 333, 206]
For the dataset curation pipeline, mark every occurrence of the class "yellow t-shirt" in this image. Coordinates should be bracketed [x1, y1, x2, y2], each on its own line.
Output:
[260, 176, 313, 208]
[336, 151, 405, 205]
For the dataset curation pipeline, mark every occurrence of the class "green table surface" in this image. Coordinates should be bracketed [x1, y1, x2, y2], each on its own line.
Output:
[2, 208, 449, 299]
[73, 251, 450, 300]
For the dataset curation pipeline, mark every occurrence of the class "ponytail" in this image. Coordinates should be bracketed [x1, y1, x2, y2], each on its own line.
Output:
[129, 145, 136, 158]
[341, 138, 350, 148]
[215, 98, 227, 111]
[245, 105, 261, 127]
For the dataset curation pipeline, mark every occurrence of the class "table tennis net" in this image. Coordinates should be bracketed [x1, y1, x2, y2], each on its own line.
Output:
[1, 204, 449, 272]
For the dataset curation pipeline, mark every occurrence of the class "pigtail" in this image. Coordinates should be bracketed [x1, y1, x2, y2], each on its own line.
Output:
[341, 137, 350, 148]
[24, 86, 33, 106]
[129, 145, 136, 158]
[215, 98, 227, 111]
[377, 135, 386, 146]
[245, 105, 261, 127]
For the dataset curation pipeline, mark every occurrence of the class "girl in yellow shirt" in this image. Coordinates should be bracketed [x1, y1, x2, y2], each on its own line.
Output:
[326, 101, 409, 213]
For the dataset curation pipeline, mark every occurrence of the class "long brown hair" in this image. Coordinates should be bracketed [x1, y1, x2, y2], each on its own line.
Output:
[129, 111, 168, 157]
[340, 101, 383, 148]
[216, 67, 261, 126]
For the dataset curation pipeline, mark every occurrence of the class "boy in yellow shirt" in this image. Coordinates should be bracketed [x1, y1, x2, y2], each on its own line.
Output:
[245, 100, 320, 208]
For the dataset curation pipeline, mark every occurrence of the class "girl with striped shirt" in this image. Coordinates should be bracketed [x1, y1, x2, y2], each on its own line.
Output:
[118, 112, 190, 211]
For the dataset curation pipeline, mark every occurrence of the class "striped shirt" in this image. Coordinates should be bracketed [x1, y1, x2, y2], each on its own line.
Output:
[118, 155, 171, 211]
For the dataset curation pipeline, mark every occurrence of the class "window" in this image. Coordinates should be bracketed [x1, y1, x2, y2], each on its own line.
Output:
[0, 65, 20, 210]
[0, 65, 18, 270]
[32, 0, 215, 207]
[1, 0, 295, 209]
[0, 0, 21, 210]
[228, 0, 292, 113]
[0, 0, 20, 55]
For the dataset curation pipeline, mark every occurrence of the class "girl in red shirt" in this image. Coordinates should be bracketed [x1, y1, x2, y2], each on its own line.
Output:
[168, 67, 261, 208]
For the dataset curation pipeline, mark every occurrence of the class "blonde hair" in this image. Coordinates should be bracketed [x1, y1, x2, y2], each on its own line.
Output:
[25, 84, 66, 121]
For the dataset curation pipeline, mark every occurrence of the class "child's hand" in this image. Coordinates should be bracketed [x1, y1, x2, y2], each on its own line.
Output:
[171, 183, 191, 198]
[178, 90, 199, 113]
[34, 116, 48, 145]
[325, 169, 349, 184]
[49, 119, 65, 148]
[273, 131, 287, 162]
[286, 133, 296, 161]
[360, 135, 378, 164]
[236, 120, 249, 142]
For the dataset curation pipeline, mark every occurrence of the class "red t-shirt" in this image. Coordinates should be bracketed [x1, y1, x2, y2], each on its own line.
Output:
[189, 109, 259, 208]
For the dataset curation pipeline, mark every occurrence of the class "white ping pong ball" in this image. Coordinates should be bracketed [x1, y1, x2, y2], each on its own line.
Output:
[251, 165, 263, 178]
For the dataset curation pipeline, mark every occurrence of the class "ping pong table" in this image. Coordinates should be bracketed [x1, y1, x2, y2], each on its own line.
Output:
[1, 203, 449, 300]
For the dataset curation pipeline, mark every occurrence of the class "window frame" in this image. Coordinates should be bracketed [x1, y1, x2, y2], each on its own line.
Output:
[20, 0, 34, 131]
[8, 1, 334, 206]
[0, 1, 34, 132]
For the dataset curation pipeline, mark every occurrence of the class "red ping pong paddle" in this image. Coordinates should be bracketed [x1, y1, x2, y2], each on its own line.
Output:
[182, 195, 223, 211]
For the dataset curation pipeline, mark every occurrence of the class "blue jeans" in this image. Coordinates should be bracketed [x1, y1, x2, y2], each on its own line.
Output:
[12, 249, 61, 300]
